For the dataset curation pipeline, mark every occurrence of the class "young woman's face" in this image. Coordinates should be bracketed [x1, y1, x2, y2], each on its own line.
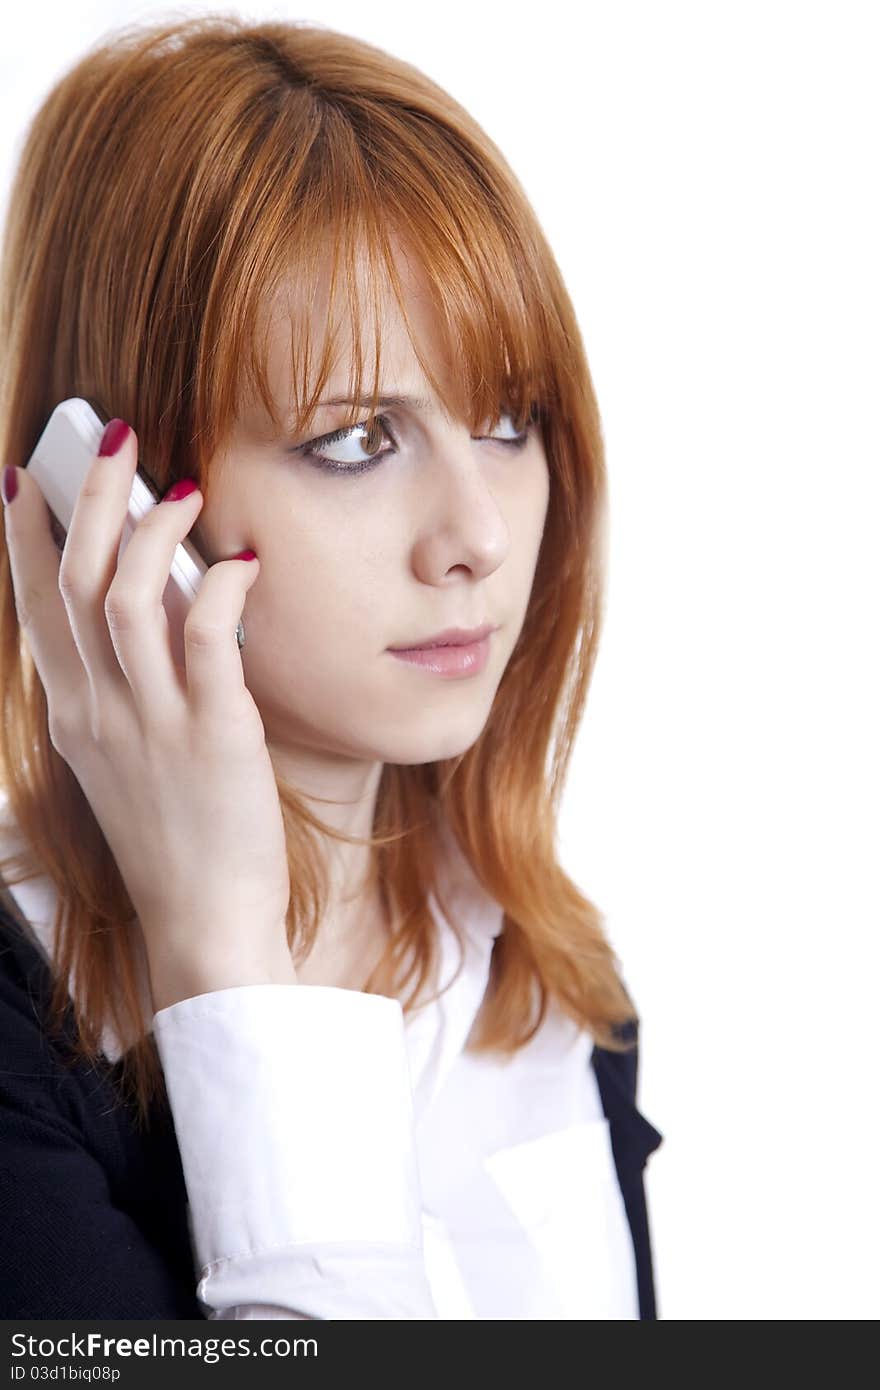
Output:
[191, 241, 550, 769]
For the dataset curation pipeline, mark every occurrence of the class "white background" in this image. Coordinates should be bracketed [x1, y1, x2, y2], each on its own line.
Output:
[2, 1, 877, 1319]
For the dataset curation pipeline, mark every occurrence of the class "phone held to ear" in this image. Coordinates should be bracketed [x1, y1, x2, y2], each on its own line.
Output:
[23, 397, 223, 670]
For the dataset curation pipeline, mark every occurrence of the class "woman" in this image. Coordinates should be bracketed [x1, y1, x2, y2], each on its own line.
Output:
[0, 15, 663, 1319]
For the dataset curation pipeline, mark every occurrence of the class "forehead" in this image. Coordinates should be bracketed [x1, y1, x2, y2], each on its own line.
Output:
[262, 230, 451, 393]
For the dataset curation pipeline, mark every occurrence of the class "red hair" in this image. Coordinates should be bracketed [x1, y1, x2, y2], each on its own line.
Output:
[0, 15, 637, 1129]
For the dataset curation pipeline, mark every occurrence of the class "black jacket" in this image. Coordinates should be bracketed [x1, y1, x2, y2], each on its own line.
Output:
[0, 892, 663, 1320]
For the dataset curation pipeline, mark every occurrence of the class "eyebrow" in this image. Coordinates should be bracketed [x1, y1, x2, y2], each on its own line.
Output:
[316, 393, 434, 412]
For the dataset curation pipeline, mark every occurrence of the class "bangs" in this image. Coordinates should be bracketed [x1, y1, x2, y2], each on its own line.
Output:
[197, 96, 562, 460]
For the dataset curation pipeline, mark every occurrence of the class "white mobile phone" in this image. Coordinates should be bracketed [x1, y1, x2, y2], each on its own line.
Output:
[23, 397, 242, 668]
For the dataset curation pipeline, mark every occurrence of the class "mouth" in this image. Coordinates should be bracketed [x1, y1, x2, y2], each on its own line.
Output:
[386, 625, 497, 679]
[387, 622, 497, 652]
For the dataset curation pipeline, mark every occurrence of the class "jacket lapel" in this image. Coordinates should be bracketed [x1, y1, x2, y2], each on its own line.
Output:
[591, 1016, 664, 1319]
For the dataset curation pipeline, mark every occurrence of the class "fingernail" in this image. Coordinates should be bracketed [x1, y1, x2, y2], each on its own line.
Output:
[163, 478, 199, 502]
[98, 418, 131, 456]
[232, 549, 257, 561]
[2, 465, 18, 505]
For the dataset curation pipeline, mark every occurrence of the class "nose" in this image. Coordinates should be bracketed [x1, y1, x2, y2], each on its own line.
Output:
[409, 433, 511, 582]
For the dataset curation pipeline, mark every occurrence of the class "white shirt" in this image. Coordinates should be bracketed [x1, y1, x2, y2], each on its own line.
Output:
[0, 799, 639, 1319]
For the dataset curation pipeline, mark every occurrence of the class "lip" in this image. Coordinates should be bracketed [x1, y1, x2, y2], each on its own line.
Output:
[387, 633, 493, 678]
[388, 623, 497, 652]
[386, 623, 498, 679]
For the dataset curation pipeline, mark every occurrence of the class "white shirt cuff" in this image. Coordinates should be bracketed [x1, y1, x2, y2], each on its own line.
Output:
[152, 984, 437, 1318]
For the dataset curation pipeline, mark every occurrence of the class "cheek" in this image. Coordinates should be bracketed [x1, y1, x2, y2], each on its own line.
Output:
[252, 543, 387, 652]
[533, 448, 551, 515]
[513, 456, 551, 553]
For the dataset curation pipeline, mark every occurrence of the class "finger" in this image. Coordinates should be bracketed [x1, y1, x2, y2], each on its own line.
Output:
[103, 476, 206, 722]
[2, 463, 91, 719]
[182, 550, 261, 720]
[54, 421, 143, 704]
[107, 478, 260, 724]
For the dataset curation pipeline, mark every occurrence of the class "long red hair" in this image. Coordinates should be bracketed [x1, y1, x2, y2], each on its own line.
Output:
[0, 15, 637, 1129]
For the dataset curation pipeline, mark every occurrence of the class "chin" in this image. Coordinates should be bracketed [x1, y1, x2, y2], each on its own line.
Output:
[380, 718, 490, 766]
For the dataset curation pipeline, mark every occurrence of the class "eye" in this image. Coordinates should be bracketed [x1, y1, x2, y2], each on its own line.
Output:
[291, 407, 537, 478]
[478, 409, 535, 449]
[292, 415, 398, 475]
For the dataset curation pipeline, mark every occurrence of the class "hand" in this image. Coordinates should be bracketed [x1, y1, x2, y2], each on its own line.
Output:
[2, 421, 295, 1009]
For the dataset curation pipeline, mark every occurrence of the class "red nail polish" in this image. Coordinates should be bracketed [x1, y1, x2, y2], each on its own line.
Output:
[163, 478, 199, 502]
[98, 418, 131, 456]
[233, 549, 257, 561]
[2, 465, 18, 505]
